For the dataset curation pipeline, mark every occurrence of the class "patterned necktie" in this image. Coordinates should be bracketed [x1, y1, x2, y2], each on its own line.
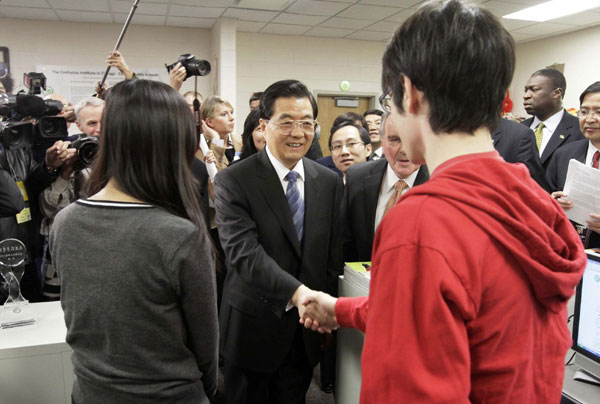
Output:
[534, 122, 545, 151]
[383, 179, 409, 217]
[584, 150, 600, 248]
[285, 171, 304, 241]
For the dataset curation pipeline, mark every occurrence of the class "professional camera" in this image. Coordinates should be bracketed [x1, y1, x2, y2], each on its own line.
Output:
[0, 87, 68, 150]
[70, 135, 98, 167]
[23, 72, 47, 95]
[165, 54, 211, 80]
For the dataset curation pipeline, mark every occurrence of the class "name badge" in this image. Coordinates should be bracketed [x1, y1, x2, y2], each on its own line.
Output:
[16, 207, 31, 224]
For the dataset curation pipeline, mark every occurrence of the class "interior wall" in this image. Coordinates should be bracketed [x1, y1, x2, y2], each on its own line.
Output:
[512, 24, 600, 118]
[236, 32, 386, 128]
[0, 18, 212, 99]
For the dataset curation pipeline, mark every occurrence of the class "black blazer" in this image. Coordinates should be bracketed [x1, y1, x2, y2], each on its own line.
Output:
[492, 118, 550, 192]
[521, 109, 584, 169]
[190, 157, 210, 228]
[341, 159, 429, 262]
[316, 155, 343, 177]
[545, 138, 588, 192]
[545, 139, 599, 248]
[214, 150, 344, 372]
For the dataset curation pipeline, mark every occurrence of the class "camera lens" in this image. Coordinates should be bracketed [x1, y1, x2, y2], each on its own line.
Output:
[78, 141, 98, 166]
[186, 59, 211, 77]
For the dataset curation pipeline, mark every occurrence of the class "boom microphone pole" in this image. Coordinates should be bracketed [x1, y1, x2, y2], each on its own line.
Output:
[98, 0, 141, 88]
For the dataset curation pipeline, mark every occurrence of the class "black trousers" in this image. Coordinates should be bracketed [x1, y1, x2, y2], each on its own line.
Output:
[224, 325, 313, 404]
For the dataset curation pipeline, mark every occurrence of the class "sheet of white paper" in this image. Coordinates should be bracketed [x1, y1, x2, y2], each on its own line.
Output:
[563, 159, 600, 225]
[199, 135, 218, 182]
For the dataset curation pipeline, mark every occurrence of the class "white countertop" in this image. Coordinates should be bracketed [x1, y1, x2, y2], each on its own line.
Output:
[0, 301, 69, 358]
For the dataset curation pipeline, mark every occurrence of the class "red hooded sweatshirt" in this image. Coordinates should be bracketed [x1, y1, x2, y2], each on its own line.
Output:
[336, 151, 586, 404]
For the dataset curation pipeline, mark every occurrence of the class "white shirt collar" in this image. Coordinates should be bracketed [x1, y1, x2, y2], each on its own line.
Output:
[531, 109, 564, 133]
[385, 162, 419, 191]
[373, 147, 383, 158]
[586, 140, 600, 167]
[265, 145, 305, 182]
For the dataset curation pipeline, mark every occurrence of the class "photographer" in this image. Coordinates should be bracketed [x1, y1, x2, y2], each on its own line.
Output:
[0, 138, 72, 302]
[0, 169, 25, 217]
[38, 97, 103, 299]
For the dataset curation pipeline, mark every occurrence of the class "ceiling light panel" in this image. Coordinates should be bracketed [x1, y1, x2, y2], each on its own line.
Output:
[286, 0, 350, 16]
[236, 0, 290, 11]
[504, 0, 600, 22]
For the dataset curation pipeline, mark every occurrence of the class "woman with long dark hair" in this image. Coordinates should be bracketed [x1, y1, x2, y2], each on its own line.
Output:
[238, 108, 265, 161]
[50, 79, 219, 404]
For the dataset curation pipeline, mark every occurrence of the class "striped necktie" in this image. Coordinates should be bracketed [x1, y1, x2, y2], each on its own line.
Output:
[285, 171, 304, 241]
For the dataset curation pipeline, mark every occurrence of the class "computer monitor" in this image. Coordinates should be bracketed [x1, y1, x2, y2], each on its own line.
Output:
[572, 252, 600, 381]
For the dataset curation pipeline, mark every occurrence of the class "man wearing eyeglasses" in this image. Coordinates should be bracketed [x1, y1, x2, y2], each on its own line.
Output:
[214, 79, 344, 404]
[547, 81, 600, 249]
[329, 121, 372, 182]
[342, 112, 429, 261]
[522, 68, 584, 170]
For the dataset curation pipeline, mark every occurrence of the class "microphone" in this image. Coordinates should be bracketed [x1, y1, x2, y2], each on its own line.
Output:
[15, 94, 50, 118]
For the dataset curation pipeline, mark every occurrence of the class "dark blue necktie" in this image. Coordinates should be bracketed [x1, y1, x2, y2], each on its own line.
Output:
[285, 171, 304, 241]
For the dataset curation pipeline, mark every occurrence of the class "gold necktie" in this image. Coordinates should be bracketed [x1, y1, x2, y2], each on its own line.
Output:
[383, 180, 409, 217]
[534, 122, 545, 151]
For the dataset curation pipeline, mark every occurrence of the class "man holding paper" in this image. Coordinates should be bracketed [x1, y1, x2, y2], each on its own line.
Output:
[547, 81, 600, 248]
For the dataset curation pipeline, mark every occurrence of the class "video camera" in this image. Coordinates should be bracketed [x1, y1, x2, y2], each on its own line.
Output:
[165, 54, 211, 81]
[0, 73, 68, 150]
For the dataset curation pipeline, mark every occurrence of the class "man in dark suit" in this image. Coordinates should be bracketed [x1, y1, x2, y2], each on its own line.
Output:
[342, 113, 429, 262]
[521, 68, 584, 170]
[493, 118, 550, 191]
[214, 80, 344, 404]
[546, 81, 600, 248]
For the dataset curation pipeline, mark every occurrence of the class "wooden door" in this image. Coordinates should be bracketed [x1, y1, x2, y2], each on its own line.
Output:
[317, 95, 371, 157]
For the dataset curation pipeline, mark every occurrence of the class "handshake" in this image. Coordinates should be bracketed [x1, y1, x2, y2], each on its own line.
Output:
[292, 285, 340, 334]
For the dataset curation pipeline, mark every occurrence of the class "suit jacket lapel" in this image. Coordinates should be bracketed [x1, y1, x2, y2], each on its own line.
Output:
[302, 159, 320, 256]
[256, 151, 301, 256]
[575, 140, 588, 163]
[364, 159, 386, 244]
[414, 165, 430, 185]
[541, 110, 574, 164]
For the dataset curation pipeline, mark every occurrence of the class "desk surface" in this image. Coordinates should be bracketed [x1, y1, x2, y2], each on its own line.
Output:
[0, 301, 68, 357]
[562, 364, 600, 403]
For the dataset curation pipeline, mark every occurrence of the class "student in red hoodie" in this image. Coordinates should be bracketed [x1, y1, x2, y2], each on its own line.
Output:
[299, 1, 587, 403]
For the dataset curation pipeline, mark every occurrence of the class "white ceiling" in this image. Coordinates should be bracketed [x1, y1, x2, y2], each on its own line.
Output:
[2, 0, 600, 43]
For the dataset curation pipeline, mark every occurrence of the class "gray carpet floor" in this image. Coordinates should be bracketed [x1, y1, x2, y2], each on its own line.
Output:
[218, 366, 336, 404]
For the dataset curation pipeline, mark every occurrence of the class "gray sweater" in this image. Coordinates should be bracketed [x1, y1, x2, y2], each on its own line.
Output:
[50, 200, 218, 404]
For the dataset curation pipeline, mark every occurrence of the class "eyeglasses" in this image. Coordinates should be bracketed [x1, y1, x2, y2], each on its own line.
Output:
[379, 90, 392, 112]
[267, 119, 317, 134]
[577, 109, 600, 119]
[330, 141, 365, 152]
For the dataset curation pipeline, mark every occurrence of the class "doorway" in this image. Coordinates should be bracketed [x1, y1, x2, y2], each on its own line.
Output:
[316, 95, 373, 157]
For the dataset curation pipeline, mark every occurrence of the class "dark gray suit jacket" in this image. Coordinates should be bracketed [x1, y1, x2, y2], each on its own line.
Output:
[341, 159, 429, 262]
[521, 109, 584, 170]
[214, 150, 344, 372]
[546, 139, 598, 248]
[493, 118, 550, 191]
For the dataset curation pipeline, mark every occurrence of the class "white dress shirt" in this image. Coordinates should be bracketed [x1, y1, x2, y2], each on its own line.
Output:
[265, 146, 305, 312]
[585, 140, 600, 167]
[265, 145, 305, 200]
[370, 147, 383, 161]
[374, 164, 419, 232]
[530, 109, 564, 156]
